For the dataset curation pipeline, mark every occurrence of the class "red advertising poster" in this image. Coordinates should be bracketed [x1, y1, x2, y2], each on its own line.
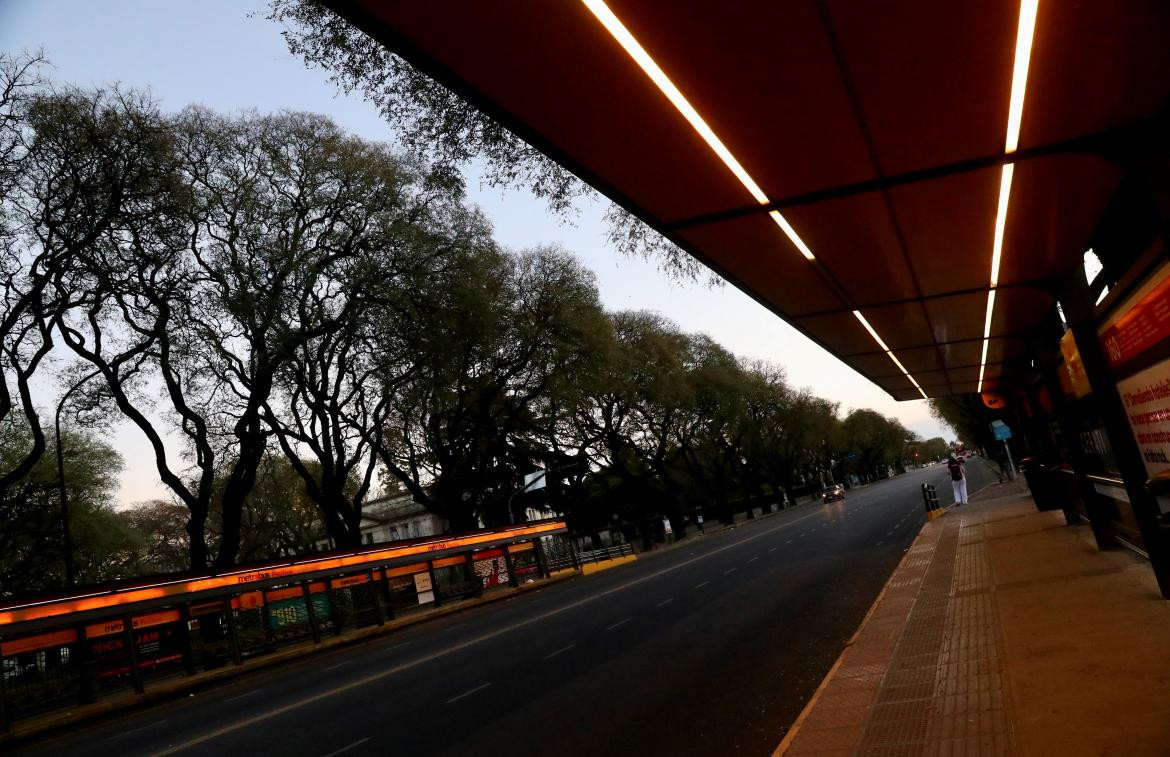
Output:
[473, 554, 509, 588]
[1118, 363, 1170, 478]
[1099, 271, 1170, 370]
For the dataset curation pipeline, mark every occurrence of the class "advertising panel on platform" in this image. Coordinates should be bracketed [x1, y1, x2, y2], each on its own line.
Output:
[1117, 365, 1170, 478]
[1102, 263, 1170, 481]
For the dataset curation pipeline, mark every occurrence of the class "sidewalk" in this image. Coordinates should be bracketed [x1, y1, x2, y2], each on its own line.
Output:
[776, 479, 1170, 756]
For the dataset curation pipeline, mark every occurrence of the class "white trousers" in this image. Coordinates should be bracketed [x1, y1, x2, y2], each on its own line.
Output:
[951, 478, 968, 505]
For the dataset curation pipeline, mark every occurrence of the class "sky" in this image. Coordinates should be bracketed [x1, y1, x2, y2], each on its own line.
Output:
[0, 0, 952, 506]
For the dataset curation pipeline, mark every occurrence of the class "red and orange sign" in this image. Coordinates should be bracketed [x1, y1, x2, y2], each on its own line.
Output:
[85, 610, 181, 639]
[1099, 272, 1170, 371]
[1, 628, 79, 656]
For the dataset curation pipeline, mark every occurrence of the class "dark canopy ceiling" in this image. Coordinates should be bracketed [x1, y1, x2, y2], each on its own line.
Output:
[328, 0, 1170, 400]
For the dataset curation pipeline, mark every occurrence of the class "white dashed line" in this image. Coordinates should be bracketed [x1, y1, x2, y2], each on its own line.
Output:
[107, 719, 169, 740]
[323, 737, 370, 757]
[323, 660, 349, 671]
[747, 556, 759, 563]
[445, 683, 492, 705]
[543, 644, 576, 660]
[223, 689, 262, 703]
[785, 540, 792, 545]
[723, 567, 737, 575]
[656, 597, 674, 608]
[769, 547, 777, 553]
[606, 617, 632, 631]
[694, 581, 710, 589]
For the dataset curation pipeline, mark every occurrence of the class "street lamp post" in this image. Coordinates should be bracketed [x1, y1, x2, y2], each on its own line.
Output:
[55, 369, 100, 589]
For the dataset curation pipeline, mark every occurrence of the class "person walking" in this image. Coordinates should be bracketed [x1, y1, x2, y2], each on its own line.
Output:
[947, 454, 968, 506]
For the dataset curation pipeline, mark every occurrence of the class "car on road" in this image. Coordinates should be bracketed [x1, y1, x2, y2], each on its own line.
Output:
[821, 484, 845, 503]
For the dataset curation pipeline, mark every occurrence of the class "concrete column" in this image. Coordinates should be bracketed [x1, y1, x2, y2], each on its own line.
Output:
[369, 569, 387, 626]
[301, 582, 322, 644]
[222, 597, 243, 666]
[122, 616, 144, 694]
[503, 547, 519, 588]
[465, 552, 483, 597]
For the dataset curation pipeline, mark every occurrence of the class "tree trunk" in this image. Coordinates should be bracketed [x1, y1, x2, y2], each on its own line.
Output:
[186, 513, 208, 570]
[216, 415, 267, 567]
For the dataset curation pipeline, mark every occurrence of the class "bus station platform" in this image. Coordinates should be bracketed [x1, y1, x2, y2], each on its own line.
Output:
[777, 479, 1170, 756]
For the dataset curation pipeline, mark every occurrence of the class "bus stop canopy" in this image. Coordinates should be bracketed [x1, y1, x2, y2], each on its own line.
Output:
[329, 0, 1170, 400]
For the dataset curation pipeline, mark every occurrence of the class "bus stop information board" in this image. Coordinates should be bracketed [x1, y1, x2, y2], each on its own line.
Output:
[1102, 264, 1170, 478]
[1117, 369, 1170, 474]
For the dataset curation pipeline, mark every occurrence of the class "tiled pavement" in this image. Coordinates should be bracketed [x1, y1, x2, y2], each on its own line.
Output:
[776, 479, 1170, 756]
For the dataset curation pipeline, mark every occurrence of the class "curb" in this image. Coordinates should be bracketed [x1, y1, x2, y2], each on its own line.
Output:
[1, 571, 578, 746]
[772, 516, 932, 755]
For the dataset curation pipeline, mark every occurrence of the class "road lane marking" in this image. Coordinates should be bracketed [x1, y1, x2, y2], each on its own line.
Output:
[747, 556, 759, 563]
[149, 506, 826, 755]
[723, 567, 737, 575]
[108, 719, 169, 740]
[222, 689, 262, 703]
[769, 547, 777, 553]
[323, 737, 370, 757]
[445, 682, 492, 704]
[876, 541, 884, 546]
[323, 661, 350, 671]
[656, 597, 674, 607]
[606, 617, 631, 631]
[543, 644, 575, 660]
[785, 540, 792, 545]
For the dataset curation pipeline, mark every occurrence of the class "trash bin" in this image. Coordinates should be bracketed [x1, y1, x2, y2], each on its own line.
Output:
[1020, 457, 1062, 511]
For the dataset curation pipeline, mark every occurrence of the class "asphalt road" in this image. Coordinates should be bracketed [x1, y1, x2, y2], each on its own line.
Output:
[17, 460, 999, 757]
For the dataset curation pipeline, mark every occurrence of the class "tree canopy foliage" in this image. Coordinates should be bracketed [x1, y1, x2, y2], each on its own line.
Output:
[266, 0, 716, 283]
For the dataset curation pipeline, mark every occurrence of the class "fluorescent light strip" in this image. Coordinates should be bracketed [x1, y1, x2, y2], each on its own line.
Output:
[852, 311, 929, 400]
[979, 0, 1039, 393]
[586, 0, 923, 394]
[976, 289, 997, 392]
[582, 0, 815, 261]
[1004, 0, 1040, 153]
[769, 211, 816, 261]
[989, 163, 1014, 289]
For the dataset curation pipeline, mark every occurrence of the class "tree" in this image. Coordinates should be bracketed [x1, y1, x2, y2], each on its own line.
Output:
[0, 419, 133, 596]
[375, 244, 610, 530]
[929, 396, 999, 452]
[23, 94, 471, 567]
[267, 1, 715, 283]
[569, 311, 690, 540]
[121, 500, 191, 575]
[207, 453, 325, 562]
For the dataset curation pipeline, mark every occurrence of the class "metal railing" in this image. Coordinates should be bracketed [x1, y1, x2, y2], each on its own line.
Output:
[542, 540, 635, 572]
[577, 543, 634, 564]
